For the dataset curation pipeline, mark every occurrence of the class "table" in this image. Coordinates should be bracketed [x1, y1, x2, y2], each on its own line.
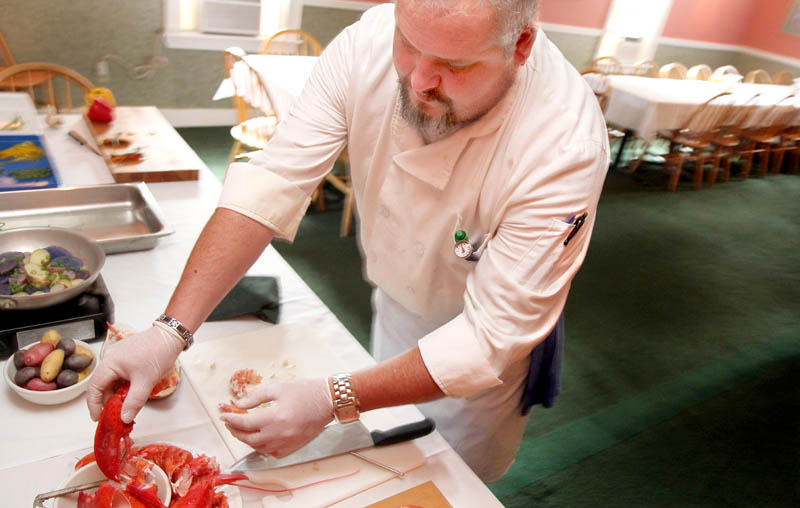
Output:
[605, 76, 799, 141]
[0, 111, 503, 507]
[604, 76, 799, 169]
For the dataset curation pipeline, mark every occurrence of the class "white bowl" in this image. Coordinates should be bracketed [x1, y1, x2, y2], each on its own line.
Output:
[53, 461, 172, 508]
[4, 339, 97, 405]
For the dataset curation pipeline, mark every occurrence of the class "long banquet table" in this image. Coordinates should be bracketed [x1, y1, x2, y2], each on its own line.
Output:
[0, 112, 503, 507]
[604, 75, 799, 141]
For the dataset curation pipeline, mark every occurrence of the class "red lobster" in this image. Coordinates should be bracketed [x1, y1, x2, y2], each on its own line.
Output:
[78, 383, 247, 508]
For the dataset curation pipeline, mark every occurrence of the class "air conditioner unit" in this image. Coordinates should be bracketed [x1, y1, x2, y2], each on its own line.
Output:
[202, 0, 261, 36]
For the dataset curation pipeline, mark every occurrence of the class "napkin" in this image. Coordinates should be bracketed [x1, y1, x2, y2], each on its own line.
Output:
[207, 276, 280, 323]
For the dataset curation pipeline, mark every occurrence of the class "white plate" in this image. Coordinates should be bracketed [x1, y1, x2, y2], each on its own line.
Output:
[52, 461, 171, 508]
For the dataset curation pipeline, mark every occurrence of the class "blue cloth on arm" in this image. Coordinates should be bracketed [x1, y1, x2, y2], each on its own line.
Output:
[520, 313, 565, 415]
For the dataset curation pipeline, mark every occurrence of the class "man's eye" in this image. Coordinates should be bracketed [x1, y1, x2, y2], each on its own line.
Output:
[447, 63, 471, 72]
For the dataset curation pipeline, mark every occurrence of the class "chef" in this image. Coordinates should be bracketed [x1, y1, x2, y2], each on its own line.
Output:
[88, 0, 609, 482]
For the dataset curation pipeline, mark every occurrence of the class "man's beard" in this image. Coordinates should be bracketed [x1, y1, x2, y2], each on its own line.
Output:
[397, 70, 515, 144]
[398, 80, 460, 143]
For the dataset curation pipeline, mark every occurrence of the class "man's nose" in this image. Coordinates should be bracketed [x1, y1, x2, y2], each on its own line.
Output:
[409, 58, 440, 92]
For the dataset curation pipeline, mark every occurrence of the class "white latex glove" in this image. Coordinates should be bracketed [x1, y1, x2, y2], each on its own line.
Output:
[87, 325, 185, 423]
[219, 378, 334, 457]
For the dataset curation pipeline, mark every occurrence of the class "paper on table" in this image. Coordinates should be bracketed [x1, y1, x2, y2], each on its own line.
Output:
[181, 323, 426, 508]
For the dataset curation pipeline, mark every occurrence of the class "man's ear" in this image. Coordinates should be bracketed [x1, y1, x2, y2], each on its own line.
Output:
[514, 25, 536, 65]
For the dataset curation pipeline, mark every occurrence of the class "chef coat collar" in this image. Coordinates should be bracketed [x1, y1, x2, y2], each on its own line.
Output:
[391, 76, 520, 191]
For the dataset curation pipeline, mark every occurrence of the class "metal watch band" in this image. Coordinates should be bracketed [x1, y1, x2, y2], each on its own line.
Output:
[154, 314, 194, 351]
[329, 373, 360, 423]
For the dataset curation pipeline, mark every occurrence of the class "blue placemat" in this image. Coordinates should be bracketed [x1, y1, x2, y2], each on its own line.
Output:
[0, 134, 60, 192]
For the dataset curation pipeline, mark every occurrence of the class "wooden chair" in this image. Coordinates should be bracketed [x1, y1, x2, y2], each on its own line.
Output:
[0, 31, 51, 91]
[581, 70, 610, 112]
[259, 30, 355, 236]
[744, 69, 771, 84]
[659, 62, 688, 80]
[771, 70, 793, 86]
[711, 65, 741, 82]
[780, 102, 800, 174]
[632, 60, 659, 78]
[259, 29, 323, 56]
[705, 93, 763, 185]
[0, 62, 94, 113]
[224, 47, 279, 164]
[735, 94, 797, 178]
[630, 92, 735, 190]
[687, 64, 713, 81]
[590, 56, 622, 75]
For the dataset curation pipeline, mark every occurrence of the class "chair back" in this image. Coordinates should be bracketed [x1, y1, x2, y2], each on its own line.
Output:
[771, 70, 793, 86]
[580, 70, 610, 112]
[632, 60, 659, 78]
[687, 64, 712, 81]
[680, 92, 735, 133]
[711, 65, 741, 82]
[659, 62, 688, 80]
[0, 30, 15, 67]
[259, 29, 323, 56]
[744, 69, 771, 84]
[719, 93, 762, 131]
[590, 56, 621, 75]
[758, 94, 796, 137]
[0, 62, 94, 113]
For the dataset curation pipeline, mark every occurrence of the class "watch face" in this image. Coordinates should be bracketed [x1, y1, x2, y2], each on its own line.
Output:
[454, 241, 473, 259]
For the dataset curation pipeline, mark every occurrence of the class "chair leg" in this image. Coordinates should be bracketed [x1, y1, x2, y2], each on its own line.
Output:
[227, 140, 242, 166]
[758, 145, 770, 177]
[770, 149, 786, 174]
[693, 157, 705, 189]
[339, 189, 355, 237]
[667, 159, 683, 191]
[706, 153, 722, 187]
[790, 149, 800, 174]
[740, 151, 753, 179]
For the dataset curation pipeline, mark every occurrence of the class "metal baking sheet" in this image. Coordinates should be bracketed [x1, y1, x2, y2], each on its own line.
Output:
[0, 182, 173, 253]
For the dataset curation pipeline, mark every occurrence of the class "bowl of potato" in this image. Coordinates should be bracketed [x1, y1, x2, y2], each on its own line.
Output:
[4, 329, 97, 405]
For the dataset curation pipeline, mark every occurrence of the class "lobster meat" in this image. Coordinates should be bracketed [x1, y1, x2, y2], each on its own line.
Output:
[78, 383, 247, 508]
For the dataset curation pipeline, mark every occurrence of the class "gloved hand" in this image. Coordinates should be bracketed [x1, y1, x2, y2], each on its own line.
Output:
[87, 325, 185, 423]
[220, 378, 334, 457]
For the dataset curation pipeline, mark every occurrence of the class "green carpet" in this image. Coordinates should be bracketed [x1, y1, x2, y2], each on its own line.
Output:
[179, 126, 800, 507]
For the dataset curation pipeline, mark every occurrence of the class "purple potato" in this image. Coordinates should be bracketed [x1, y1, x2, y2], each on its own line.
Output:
[0, 282, 9, 295]
[0, 258, 18, 275]
[49, 256, 83, 271]
[14, 366, 39, 387]
[13, 350, 26, 370]
[75, 269, 90, 279]
[45, 246, 72, 259]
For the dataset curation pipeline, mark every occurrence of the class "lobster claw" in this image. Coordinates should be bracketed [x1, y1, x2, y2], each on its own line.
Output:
[94, 383, 134, 481]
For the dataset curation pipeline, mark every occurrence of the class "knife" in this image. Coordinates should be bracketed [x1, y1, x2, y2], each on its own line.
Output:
[229, 417, 435, 472]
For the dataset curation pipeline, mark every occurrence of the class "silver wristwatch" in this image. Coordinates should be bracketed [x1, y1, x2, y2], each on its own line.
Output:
[329, 373, 360, 423]
[154, 314, 194, 351]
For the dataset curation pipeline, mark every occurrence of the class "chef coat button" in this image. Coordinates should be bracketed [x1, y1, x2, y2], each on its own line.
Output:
[380, 205, 390, 217]
[415, 242, 425, 255]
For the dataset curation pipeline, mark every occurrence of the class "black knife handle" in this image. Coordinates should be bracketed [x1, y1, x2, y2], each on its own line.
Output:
[370, 417, 436, 446]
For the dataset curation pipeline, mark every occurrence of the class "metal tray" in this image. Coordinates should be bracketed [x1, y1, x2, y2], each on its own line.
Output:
[0, 182, 173, 254]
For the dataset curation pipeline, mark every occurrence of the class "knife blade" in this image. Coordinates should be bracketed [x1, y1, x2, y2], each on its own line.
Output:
[229, 417, 435, 472]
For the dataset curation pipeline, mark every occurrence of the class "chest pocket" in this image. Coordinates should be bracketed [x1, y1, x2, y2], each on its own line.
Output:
[511, 218, 574, 290]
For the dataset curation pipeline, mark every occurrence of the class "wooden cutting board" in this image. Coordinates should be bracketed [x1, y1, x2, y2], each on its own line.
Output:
[84, 106, 202, 182]
[364, 481, 453, 508]
[181, 323, 427, 508]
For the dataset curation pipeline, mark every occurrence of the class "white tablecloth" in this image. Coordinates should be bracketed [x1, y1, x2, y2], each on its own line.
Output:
[213, 54, 319, 121]
[0, 113, 502, 507]
[604, 75, 799, 140]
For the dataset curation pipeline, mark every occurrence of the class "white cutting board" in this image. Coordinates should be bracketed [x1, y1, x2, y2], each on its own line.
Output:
[181, 323, 426, 507]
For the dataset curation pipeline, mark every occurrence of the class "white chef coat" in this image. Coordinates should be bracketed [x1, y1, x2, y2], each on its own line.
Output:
[219, 4, 609, 481]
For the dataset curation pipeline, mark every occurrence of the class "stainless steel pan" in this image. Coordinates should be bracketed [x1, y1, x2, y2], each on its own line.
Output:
[0, 227, 105, 310]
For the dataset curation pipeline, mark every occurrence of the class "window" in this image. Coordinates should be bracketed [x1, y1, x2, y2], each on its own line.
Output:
[595, 0, 674, 65]
[163, 0, 374, 51]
